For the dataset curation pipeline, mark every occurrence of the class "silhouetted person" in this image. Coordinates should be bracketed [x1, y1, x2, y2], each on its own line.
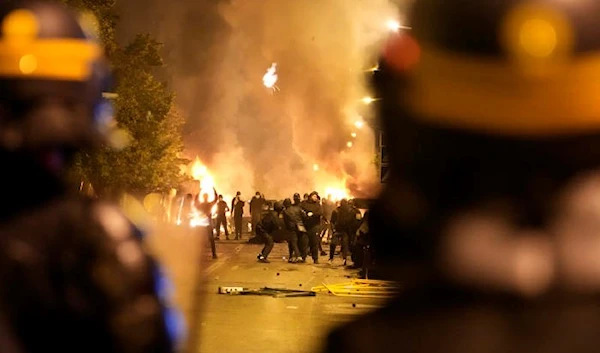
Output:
[215, 194, 230, 240]
[301, 191, 323, 264]
[249, 191, 265, 236]
[283, 198, 303, 263]
[231, 191, 245, 240]
[256, 202, 285, 263]
[195, 188, 218, 259]
[329, 199, 353, 265]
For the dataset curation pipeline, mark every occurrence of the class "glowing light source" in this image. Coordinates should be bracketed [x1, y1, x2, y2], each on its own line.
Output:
[347, 141, 353, 148]
[313, 164, 320, 171]
[191, 157, 215, 192]
[361, 96, 376, 105]
[386, 19, 412, 32]
[365, 64, 379, 72]
[354, 121, 365, 129]
[263, 63, 278, 89]
[19, 54, 37, 74]
[325, 187, 350, 202]
[351, 132, 357, 138]
[519, 18, 557, 58]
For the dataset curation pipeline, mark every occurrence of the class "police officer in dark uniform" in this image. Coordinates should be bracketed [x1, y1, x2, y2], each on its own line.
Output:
[0, 2, 181, 352]
[325, 0, 600, 352]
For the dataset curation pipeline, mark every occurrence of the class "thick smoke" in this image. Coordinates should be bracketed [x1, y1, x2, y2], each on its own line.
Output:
[117, 0, 406, 199]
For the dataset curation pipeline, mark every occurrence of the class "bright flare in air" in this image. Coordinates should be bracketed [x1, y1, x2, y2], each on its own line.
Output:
[347, 141, 353, 148]
[365, 64, 379, 72]
[263, 63, 278, 89]
[386, 20, 411, 32]
[361, 96, 375, 105]
[386, 20, 401, 32]
[354, 121, 365, 129]
[351, 132, 357, 138]
[313, 164, 320, 171]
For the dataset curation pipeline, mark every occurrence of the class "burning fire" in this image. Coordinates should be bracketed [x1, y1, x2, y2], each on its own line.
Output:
[191, 157, 216, 197]
[325, 186, 351, 202]
[263, 62, 279, 90]
[177, 157, 229, 228]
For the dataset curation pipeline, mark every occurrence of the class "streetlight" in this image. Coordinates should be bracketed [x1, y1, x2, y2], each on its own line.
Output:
[347, 141, 353, 148]
[351, 132, 357, 138]
[354, 121, 365, 129]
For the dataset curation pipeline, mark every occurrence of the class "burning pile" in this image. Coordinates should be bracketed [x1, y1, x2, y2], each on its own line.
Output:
[177, 157, 233, 228]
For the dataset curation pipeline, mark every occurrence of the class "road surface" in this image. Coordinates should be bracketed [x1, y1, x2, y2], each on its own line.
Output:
[147, 225, 388, 353]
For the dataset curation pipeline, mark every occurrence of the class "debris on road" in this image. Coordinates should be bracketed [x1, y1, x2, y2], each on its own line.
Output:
[218, 286, 316, 298]
[311, 279, 400, 298]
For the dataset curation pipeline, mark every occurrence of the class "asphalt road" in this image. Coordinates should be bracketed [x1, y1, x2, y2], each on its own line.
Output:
[146, 224, 387, 353]
[197, 240, 387, 353]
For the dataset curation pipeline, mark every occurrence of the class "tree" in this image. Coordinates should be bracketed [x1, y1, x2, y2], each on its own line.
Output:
[61, 0, 187, 198]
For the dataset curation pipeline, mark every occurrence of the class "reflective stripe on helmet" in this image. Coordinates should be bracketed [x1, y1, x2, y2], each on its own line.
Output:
[405, 46, 600, 136]
[0, 39, 101, 80]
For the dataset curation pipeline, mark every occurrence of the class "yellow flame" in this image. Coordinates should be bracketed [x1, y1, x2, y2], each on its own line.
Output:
[263, 62, 278, 89]
[325, 186, 351, 202]
[191, 156, 216, 193]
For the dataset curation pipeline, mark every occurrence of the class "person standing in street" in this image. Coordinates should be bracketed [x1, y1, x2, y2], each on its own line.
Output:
[0, 2, 181, 352]
[329, 199, 354, 266]
[231, 191, 245, 240]
[283, 198, 303, 263]
[215, 194, 230, 240]
[301, 191, 323, 264]
[195, 188, 218, 258]
[249, 191, 265, 236]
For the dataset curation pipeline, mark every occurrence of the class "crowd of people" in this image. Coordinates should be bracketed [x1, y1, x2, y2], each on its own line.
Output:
[176, 189, 370, 267]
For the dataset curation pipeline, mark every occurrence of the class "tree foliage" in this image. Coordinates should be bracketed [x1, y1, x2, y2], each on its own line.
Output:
[60, 0, 186, 197]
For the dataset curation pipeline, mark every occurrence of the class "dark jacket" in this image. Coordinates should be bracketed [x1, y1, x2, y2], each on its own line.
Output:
[301, 201, 323, 230]
[216, 200, 229, 217]
[257, 210, 283, 235]
[283, 205, 306, 232]
[231, 197, 245, 217]
[332, 204, 355, 234]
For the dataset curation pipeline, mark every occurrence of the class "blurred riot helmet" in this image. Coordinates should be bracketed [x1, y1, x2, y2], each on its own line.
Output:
[0, 1, 112, 171]
[371, 0, 600, 284]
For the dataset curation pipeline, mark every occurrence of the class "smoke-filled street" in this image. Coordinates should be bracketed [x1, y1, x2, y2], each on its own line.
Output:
[114, 0, 410, 199]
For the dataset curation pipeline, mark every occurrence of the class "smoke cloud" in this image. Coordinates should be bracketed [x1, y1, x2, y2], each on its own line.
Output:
[117, 0, 407, 199]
